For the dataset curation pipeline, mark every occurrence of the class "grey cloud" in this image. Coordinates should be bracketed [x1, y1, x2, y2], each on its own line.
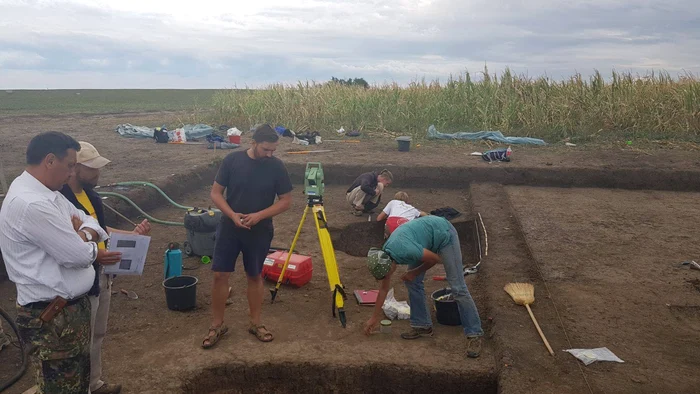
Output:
[0, 0, 698, 88]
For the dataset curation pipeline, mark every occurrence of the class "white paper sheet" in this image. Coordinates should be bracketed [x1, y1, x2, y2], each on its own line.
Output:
[564, 347, 625, 366]
[103, 232, 151, 276]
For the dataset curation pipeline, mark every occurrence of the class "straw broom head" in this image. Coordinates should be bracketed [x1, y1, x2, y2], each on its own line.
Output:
[504, 282, 535, 305]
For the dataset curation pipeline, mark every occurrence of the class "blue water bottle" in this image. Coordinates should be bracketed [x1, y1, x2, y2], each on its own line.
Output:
[164, 242, 183, 280]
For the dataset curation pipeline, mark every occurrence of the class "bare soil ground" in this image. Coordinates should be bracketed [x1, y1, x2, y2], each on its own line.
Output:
[507, 187, 700, 394]
[1, 112, 700, 393]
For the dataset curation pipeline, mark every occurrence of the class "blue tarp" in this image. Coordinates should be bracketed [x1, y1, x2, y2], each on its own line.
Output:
[183, 124, 216, 140]
[427, 125, 546, 145]
[115, 123, 215, 140]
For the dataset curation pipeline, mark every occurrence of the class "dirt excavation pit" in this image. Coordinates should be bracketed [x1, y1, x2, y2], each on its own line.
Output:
[331, 219, 481, 265]
[181, 362, 498, 394]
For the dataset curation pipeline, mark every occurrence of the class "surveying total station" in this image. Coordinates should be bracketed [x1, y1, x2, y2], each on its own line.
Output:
[270, 162, 348, 327]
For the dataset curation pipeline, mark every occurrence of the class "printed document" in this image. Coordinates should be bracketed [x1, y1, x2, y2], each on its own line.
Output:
[103, 232, 151, 275]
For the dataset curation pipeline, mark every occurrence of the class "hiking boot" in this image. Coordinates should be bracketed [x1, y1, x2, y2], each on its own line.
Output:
[93, 383, 122, 394]
[400, 327, 434, 340]
[466, 336, 482, 358]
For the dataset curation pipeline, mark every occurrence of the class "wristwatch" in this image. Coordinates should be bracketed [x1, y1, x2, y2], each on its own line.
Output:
[81, 229, 93, 241]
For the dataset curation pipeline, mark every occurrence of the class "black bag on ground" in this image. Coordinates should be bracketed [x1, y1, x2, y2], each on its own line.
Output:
[430, 207, 462, 221]
[153, 127, 169, 143]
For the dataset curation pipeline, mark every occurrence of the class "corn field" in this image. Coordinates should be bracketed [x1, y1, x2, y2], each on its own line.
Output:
[211, 68, 700, 141]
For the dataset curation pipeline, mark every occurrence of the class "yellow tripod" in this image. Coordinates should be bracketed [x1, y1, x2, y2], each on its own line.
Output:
[270, 163, 347, 327]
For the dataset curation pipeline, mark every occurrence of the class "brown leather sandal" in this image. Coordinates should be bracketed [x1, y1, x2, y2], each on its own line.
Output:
[248, 323, 274, 342]
[202, 324, 228, 349]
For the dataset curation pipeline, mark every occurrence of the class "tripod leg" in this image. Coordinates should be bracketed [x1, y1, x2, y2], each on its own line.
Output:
[311, 204, 347, 327]
[270, 206, 309, 303]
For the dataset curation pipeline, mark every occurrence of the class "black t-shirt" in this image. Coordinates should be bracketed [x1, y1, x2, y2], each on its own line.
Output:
[215, 150, 293, 233]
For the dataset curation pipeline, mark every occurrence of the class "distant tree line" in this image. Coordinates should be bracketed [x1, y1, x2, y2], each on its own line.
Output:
[329, 77, 369, 89]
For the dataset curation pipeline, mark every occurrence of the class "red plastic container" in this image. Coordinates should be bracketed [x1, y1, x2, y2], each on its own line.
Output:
[262, 251, 313, 287]
[228, 135, 241, 144]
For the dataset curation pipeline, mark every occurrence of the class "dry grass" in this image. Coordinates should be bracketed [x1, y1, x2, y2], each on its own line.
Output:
[211, 68, 700, 142]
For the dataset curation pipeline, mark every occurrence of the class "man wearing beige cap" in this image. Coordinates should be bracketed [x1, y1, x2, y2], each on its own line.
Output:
[60, 141, 151, 394]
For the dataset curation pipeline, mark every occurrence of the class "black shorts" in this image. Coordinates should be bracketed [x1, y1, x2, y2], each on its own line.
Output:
[212, 218, 274, 276]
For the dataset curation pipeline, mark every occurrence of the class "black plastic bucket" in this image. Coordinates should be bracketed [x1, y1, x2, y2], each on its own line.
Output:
[396, 136, 412, 152]
[163, 275, 198, 311]
[431, 288, 461, 326]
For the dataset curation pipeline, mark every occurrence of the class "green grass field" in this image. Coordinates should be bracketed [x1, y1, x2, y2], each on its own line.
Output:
[0, 89, 218, 115]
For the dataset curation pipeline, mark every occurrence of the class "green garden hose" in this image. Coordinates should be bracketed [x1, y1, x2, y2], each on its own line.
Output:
[105, 181, 219, 212]
[97, 191, 184, 226]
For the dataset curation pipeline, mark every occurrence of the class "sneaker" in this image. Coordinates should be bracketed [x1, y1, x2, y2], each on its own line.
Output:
[92, 383, 122, 394]
[466, 336, 482, 358]
[351, 209, 364, 217]
[400, 327, 434, 340]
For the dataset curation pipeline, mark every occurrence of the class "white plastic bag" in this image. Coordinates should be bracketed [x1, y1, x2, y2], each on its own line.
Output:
[382, 288, 410, 320]
[168, 128, 187, 143]
[564, 347, 624, 366]
[292, 137, 309, 146]
[227, 127, 242, 136]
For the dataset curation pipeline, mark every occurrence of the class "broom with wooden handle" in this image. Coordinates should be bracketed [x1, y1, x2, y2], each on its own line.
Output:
[504, 282, 555, 356]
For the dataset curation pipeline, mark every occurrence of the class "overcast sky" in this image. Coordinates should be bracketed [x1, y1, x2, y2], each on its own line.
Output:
[0, 0, 698, 89]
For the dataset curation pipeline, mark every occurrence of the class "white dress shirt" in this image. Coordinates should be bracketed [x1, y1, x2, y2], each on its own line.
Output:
[0, 171, 108, 306]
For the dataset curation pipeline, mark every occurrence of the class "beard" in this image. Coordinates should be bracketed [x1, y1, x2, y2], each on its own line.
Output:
[253, 150, 270, 160]
[80, 179, 98, 190]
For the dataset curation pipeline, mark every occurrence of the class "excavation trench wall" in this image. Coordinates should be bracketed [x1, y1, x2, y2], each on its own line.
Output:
[99, 161, 700, 226]
[181, 362, 498, 394]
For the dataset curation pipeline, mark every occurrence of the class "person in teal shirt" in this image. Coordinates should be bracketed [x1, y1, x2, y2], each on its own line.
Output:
[364, 215, 483, 358]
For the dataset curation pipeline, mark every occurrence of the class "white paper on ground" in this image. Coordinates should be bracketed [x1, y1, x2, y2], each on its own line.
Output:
[564, 347, 624, 366]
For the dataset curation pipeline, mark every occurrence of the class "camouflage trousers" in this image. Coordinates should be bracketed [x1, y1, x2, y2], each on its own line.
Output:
[0, 320, 11, 351]
[16, 297, 91, 394]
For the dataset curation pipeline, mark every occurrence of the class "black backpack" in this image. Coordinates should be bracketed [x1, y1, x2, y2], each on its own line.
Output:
[153, 127, 169, 143]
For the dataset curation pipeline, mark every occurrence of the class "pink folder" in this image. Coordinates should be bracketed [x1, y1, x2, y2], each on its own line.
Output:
[354, 290, 379, 305]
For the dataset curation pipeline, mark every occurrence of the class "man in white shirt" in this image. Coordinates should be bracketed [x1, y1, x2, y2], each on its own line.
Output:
[0, 131, 121, 394]
[376, 191, 428, 238]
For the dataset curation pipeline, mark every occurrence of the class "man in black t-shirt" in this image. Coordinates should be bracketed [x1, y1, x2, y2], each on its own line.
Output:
[202, 124, 293, 348]
[346, 169, 393, 215]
